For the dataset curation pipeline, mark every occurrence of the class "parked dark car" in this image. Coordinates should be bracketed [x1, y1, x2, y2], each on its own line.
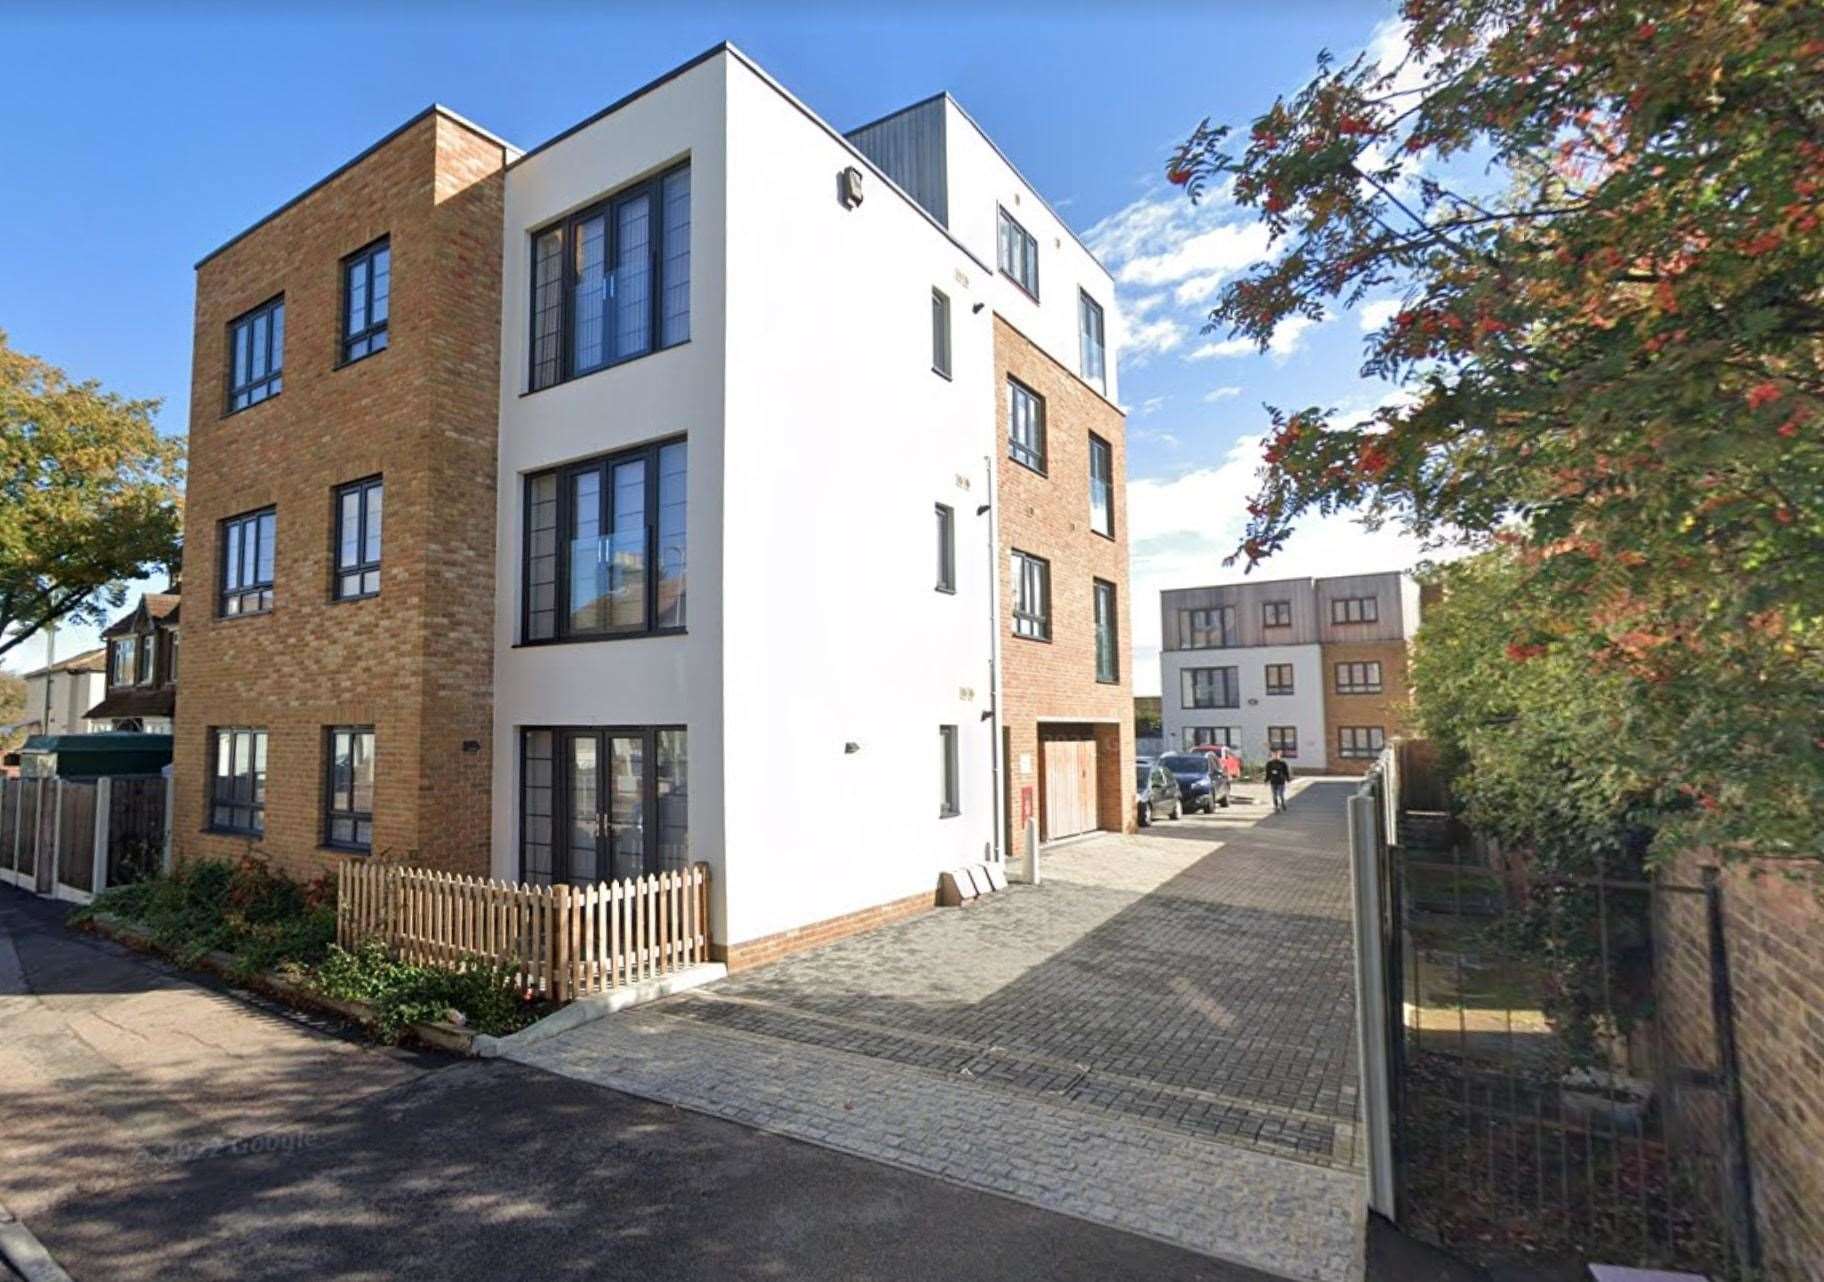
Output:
[1157, 752, 1231, 814]
[1135, 760, 1181, 827]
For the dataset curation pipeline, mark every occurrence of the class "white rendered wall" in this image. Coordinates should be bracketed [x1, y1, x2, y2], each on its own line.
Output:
[1160, 643, 1328, 769]
[717, 58, 998, 946]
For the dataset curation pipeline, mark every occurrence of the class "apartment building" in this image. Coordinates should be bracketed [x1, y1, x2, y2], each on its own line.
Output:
[176, 45, 1129, 965]
[1159, 571, 1420, 773]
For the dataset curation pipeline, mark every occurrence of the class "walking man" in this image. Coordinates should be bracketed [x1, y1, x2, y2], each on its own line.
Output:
[1264, 750, 1291, 812]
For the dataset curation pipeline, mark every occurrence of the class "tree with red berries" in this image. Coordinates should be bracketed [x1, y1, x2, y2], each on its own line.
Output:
[1168, 0, 1822, 860]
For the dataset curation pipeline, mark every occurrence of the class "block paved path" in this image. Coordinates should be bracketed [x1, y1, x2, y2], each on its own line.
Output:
[510, 778, 1368, 1282]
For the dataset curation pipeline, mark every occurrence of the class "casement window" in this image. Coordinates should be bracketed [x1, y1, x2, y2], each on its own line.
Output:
[997, 206, 1039, 297]
[324, 726, 375, 851]
[219, 508, 276, 616]
[1268, 726, 1299, 757]
[341, 238, 391, 364]
[209, 728, 268, 835]
[1331, 595, 1380, 624]
[931, 288, 952, 379]
[1079, 291, 1106, 391]
[1180, 606, 1236, 649]
[1338, 726, 1386, 758]
[939, 725, 960, 817]
[226, 296, 284, 412]
[935, 503, 956, 593]
[1184, 726, 1240, 750]
[1181, 666, 1240, 709]
[135, 633, 154, 686]
[333, 477, 383, 600]
[1089, 433, 1114, 538]
[520, 726, 688, 885]
[109, 638, 135, 687]
[1262, 600, 1292, 629]
[524, 439, 687, 643]
[1094, 579, 1118, 683]
[1008, 378, 1046, 473]
[1011, 550, 1051, 641]
[528, 162, 690, 392]
[1264, 663, 1295, 695]
[1335, 660, 1384, 694]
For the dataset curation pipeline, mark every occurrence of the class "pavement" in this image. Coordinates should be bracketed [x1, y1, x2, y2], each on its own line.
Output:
[509, 778, 1368, 1282]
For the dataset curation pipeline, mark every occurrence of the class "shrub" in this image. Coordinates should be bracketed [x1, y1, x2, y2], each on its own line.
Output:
[75, 855, 337, 971]
[311, 941, 537, 1042]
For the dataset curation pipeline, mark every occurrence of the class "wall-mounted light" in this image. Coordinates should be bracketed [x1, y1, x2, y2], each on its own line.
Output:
[462, 740, 481, 753]
[971, 302, 985, 314]
[844, 741, 861, 754]
[838, 166, 865, 209]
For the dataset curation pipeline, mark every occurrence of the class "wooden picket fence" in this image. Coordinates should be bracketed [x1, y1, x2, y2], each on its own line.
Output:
[336, 861, 711, 1003]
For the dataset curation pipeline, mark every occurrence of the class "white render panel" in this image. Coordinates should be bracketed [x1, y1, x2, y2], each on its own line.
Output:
[1160, 643, 1328, 769]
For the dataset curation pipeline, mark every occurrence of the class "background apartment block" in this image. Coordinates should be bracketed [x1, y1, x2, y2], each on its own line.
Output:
[174, 109, 510, 881]
[1159, 571, 1420, 773]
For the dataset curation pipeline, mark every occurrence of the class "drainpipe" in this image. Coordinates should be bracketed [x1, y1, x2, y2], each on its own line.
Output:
[982, 452, 1004, 864]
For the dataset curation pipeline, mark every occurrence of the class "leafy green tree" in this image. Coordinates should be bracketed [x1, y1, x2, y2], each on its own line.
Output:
[0, 329, 183, 660]
[1168, 0, 1822, 859]
[0, 669, 26, 753]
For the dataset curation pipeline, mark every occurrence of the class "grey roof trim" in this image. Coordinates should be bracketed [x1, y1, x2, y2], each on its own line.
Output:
[194, 105, 518, 269]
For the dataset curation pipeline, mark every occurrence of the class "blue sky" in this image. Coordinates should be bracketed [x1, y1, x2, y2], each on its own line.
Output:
[1, 1, 1424, 693]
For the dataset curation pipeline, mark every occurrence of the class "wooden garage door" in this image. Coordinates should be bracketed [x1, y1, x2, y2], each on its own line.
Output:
[1042, 738, 1098, 841]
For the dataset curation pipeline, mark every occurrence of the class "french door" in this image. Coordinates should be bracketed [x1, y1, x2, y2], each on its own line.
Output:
[522, 726, 687, 887]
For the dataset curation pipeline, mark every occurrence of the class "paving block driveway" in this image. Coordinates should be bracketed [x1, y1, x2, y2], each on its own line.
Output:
[511, 778, 1367, 1282]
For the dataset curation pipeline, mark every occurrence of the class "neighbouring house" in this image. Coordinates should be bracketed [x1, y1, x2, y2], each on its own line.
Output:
[1159, 571, 1421, 773]
[6, 647, 107, 745]
[85, 591, 180, 733]
[172, 43, 1131, 968]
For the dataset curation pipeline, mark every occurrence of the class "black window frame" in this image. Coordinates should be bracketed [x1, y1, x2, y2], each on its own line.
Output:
[527, 160, 691, 393]
[931, 288, 952, 379]
[1088, 433, 1114, 539]
[1330, 595, 1380, 625]
[1183, 725, 1240, 750]
[1011, 549, 1051, 642]
[323, 725, 376, 851]
[1093, 578, 1118, 684]
[1262, 600, 1292, 629]
[207, 727, 268, 836]
[218, 507, 276, 618]
[1079, 290, 1106, 390]
[1338, 726, 1386, 758]
[1268, 725, 1299, 758]
[935, 503, 956, 594]
[225, 295, 284, 414]
[1264, 663, 1295, 696]
[1181, 666, 1240, 710]
[339, 236, 391, 366]
[1181, 606, 1236, 649]
[1334, 660, 1384, 695]
[997, 206, 1039, 299]
[1008, 377, 1047, 474]
[938, 725, 960, 818]
[518, 724, 689, 885]
[332, 476, 383, 601]
[521, 436, 687, 645]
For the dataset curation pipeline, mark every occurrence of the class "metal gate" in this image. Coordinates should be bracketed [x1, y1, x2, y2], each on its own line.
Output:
[1349, 752, 1760, 1276]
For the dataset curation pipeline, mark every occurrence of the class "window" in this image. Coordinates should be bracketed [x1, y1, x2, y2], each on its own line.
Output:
[324, 726, 375, 850]
[1268, 726, 1299, 757]
[997, 207, 1039, 297]
[1181, 666, 1240, 709]
[1079, 291, 1106, 390]
[1094, 579, 1118, 683]
[931, 289, 952, 379]
[135, 633, 154, 685]
[1335, 660, 1384, 694]
[209, 728, 268, 835]
[1011, 550, 1050, 640]
[524, 439, 687, 642]
[519, 726, 687, 885]
[1338, 726, 1386, 758]
[109, 638, 135, 687]
[1180, 606, 1236, 649]
[1264, 663, 1295, 695]
[528, 162, 690, 392]
[1331, 595, 1380, 624]
[226, 296, 284, 412]
[935, 503, 956, 593]
[219, 508, 276, 616]
[1008, 378, 1046, 473]
[939, 725, 960, 817]
[1089, 434, 1114, 538]
[334, 477, 383, 599]
[1263, 600, 1292, 628]
[341, 238, 390, 364]
[1184, 726, 1240, 750]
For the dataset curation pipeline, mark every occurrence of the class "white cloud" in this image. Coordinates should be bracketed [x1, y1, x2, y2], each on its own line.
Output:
[1119, 312, 1185, 361]
[1202, 386, 1243, 403]
[1188, 314, 1321, 363]
[1118, 221, 1273, 290]
[1358, 298, 1403, 332]
[1134, 395, 1168, 417]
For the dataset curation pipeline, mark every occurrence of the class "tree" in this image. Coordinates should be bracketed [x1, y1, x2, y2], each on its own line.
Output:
[1167, 0, 1823, 860]
[0, 669, 26, 753]
[0, 329, 183, 660]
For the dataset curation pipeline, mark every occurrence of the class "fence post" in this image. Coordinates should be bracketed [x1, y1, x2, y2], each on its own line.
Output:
[1704, 866, 1763, 1271]
[1348, 789, 1398, 1220]
[553, 883, 573, 1002]
[92, 776, 111, 895]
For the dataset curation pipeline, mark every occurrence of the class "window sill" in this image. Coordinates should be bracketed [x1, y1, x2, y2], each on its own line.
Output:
[1096, 677, 1120, 686]
[215, 607, 274, 622]
[1091, 528, 1116, 542]
[1008, 454, 1048, 479]
[1011, 630, 1052, 644]
[519, 337, 691, 397]
[938, 809, 960, 820]
[999, 269, 1040, 304]
[935, 585, 956, 596]
[220, 391, 281, 422]
[332, 591, 381, 604]
[204, 827, 263, 840]
[319, 843, 371, 855]
[514, 626, 687, 649]
[336, 342, 389, 372]
[933, 366, 952, 382]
